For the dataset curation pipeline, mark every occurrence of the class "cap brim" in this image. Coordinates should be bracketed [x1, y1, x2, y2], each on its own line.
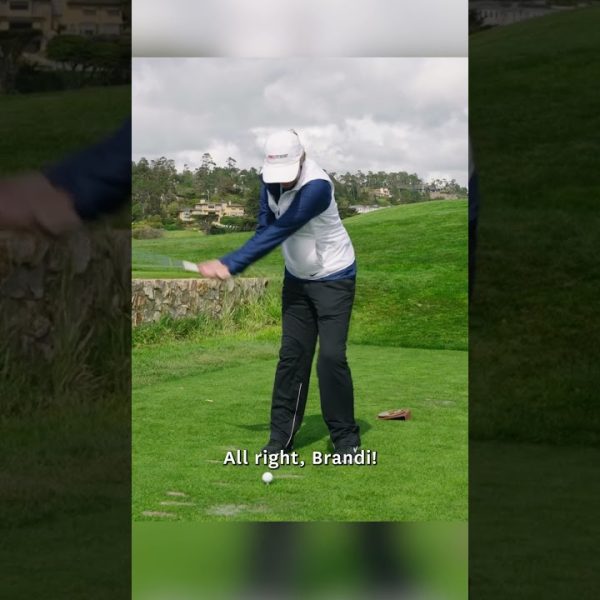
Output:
[261, 161, 300, 184]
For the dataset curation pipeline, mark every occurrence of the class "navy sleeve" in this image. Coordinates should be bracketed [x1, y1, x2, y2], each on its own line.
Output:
[43, 118, 132, 220]
[220, 179, 332, 275]
[255, 184, 275, 235]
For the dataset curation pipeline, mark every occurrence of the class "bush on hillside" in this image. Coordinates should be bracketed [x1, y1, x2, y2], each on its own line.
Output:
[14, 64, 65, 93]
[339, 205, 358, 219]
[140, 215, 164, 229]
[208, 224, 228, 235]
[132, 226, 164, 240]
[220, 216, 244, 227]
[163, 222, 184, 231]
[217, 216, 256, 232]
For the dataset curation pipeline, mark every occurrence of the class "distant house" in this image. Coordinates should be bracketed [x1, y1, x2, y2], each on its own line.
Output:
[58, 0, 124, 36]
[178, 208, 194, 223]
[179, 200, 245, 222]
[429, 191, 460, 200]
[398, 183, 427, 194]
[0, 0, 124, 52]
[472, 1, 576, 27]
[372, 187, 392, 198]
[221, 203, 245, 218]
[0, 0, 54, 52]
[350, 205, 384, 215]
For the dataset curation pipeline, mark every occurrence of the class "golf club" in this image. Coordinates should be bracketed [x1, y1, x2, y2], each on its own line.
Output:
[132, 250, 201, 274]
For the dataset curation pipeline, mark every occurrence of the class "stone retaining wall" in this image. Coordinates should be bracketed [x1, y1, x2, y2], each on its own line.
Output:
[0, 228, 130, 361]
[131, 278, 269, 326]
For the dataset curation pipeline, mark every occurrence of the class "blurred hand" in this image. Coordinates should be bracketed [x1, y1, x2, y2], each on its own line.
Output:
[0, 172, 81, 235]
[197, 259, 231, 280]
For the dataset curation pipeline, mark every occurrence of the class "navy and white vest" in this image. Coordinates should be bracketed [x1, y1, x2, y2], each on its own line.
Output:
[267, 159, 355, 280]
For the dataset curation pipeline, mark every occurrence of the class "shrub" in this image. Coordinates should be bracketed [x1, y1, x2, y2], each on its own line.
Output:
[14, 64, 64, 93]
[163, 222, 183, 231]
[208, 224, 228, 235]
[220, 216, 244, 227]
[132, 226, 163, 240]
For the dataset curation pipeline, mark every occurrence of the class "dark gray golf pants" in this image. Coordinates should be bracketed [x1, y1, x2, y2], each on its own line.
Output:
[270, 277, 360, 449]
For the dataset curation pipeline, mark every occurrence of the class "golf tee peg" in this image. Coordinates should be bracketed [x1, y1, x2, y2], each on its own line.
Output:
[182, 260, 200, 273]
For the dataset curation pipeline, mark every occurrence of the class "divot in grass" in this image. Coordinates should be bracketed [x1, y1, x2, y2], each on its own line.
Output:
[142, 511, 177, 519]
[424, 398, 457, 407]
[206, 504, 248, 517]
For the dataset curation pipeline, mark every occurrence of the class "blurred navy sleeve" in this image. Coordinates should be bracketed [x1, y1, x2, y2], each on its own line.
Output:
[220, 179, 331, 275]
[255, 184, 275, 235]
[43, 118, 132, 220]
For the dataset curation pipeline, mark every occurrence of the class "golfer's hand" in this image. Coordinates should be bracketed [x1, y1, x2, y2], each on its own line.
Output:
[197, 259, 231, 280]
[0, 172, 81, 235]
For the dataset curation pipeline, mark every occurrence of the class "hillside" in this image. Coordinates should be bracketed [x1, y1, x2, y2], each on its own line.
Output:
[0, 85, 130, 174]
[470, 11, 600, 600]
[133, 199, 468, 351]
[470, 7, 600, 444]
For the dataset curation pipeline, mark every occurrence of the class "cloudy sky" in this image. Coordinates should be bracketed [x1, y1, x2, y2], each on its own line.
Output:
[133, 58, 468, 185]
[133, 0, 467, 57]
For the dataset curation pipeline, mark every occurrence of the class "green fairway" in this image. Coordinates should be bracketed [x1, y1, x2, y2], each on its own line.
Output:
[133, 337, 467, 522]
[470, 7, 600, 444]
[134, 200, 468, 350]
[469, 10, 600, 599]
[0, 86, 130, 174]
[133, 200, 468, 521]
[470, 441, 600, 599]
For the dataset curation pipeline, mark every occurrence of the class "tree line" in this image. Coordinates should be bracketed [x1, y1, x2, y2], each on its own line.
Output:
[132, 153, 467, 234]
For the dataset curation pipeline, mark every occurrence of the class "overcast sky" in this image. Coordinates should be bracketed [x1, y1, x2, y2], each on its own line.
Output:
[133, 58, 468, 186]
[133, 0, 467, 57]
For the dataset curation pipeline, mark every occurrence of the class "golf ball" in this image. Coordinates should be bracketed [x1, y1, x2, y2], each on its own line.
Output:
[262, 472, 273, 484]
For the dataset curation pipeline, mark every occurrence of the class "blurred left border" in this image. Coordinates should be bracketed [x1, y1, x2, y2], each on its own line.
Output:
[0, 2, 132, 598]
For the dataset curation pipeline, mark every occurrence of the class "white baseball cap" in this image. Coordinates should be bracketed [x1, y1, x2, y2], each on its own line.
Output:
[261, 129, 305, 184]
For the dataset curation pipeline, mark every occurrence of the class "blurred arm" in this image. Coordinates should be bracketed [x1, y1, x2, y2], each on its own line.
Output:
[43, 117, 132, 220]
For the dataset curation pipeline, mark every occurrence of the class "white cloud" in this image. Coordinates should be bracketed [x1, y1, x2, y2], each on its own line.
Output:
[133, 58, 468, 185]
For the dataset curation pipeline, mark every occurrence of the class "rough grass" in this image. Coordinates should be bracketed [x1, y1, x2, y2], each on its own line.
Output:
[470, 441, 600, 600]
[0, 86, 131, 174]
[470, 7, 600, 445]
[469, 10, 600, 600]
[133, 285, 281, 347]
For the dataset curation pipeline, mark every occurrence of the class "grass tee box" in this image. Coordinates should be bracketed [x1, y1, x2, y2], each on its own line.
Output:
[133, 339, 467, 522]
[133, 200, 468, 521]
